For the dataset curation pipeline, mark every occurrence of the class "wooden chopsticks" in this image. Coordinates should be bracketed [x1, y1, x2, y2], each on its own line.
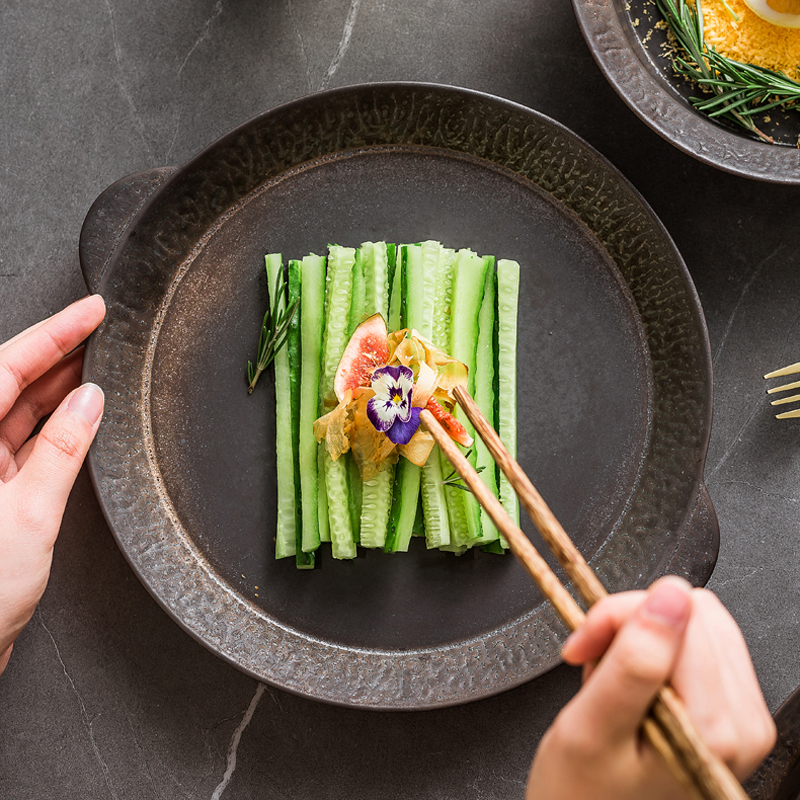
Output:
[418, 385, 748, 800]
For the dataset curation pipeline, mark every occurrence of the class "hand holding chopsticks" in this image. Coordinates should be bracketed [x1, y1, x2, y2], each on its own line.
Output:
[420, 385, 773, 800]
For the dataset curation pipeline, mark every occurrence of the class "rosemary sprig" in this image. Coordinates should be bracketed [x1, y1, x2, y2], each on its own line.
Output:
[440, 449, 485, 493]
[656, 0, 800, 143]
[247, 267, 299, 394]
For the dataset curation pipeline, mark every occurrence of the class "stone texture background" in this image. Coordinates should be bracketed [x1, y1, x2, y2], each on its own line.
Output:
[1, 1, 799, 798]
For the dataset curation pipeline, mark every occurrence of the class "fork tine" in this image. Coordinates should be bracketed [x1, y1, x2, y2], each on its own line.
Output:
[777, 408, 800, 419]
[767, 380, 800, 395]
[771, 393, 800, 406]
[765, 362, 800, 379]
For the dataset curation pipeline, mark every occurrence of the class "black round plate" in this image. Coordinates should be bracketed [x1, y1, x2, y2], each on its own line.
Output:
[80, 82, 718, 709]
[572, 0, 800, 183]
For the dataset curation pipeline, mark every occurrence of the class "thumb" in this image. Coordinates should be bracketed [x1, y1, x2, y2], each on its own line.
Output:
[570, 577, 693, 743]
[14, 383, 104, 537]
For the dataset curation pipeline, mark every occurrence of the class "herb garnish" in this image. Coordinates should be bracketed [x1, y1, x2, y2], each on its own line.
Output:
[656, 0, 800, 143]
[440, 449, 484, 493]
[247, 268, 299, 394]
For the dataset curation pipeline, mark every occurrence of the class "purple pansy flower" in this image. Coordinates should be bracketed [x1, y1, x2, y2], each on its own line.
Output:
[366, 364, 422, 446]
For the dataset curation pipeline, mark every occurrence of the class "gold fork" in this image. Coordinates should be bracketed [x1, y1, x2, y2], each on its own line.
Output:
[764, 362, 800, 418]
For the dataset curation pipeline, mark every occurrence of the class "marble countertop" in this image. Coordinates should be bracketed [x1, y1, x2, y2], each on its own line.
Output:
[1, 0, 799, 797]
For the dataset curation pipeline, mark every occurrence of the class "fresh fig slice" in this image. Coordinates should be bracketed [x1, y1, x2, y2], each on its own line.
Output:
[424, 397, 474, 448]
[333, 313, 390, 402]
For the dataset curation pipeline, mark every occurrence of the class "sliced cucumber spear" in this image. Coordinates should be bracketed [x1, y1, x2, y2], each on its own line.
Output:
[446, 249, 490, 548]
[358, 242, 395, 550]
[419, 242, 455, 550]
[286, 258, 314, 568]
[265, 254, 297, 560]
[320, 245, 357, 559]
[298, 253, 326, 555]
[473, 257, 500, 545]
[496, 258, 521, 544]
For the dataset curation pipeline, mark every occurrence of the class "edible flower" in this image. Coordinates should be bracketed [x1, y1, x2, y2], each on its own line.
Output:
[366, 365, 421, 445]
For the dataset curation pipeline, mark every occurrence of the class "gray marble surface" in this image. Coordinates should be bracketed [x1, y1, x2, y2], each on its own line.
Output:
[1, 0, 799, 798]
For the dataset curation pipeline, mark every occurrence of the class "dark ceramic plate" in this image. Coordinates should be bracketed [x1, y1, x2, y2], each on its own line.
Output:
[80, 82, 719, 710]
[572, 0, 800, 183]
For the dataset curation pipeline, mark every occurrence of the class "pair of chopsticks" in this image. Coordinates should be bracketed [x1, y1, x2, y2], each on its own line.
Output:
[419, 385, 748, 800]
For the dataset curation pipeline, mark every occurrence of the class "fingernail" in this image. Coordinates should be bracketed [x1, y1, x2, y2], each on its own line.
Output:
[67, 383, 105, 425]
[642, 580, 691, 628]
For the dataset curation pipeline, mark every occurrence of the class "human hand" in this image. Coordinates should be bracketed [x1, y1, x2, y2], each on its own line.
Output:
[0, 295, 106, 675]
[526, 576, 776, 800]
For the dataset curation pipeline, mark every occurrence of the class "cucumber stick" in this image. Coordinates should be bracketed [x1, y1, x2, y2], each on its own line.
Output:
[447, 249, 490, 547]
[388, 246, 403, 331]
[348, 249, 366, 338]
[383, 245, 421, 552]
[385, 456, 421, 553]
[362, 241, 391, 329]
[384, 242, 439, 553]
[416, 242, 454, 550]
[287, 260, 313, 568]
[317, 447, 330, 543]
[358, 242, 394, 549]
[266, 254, 296, 560]
[496, 259, 521, 543]
[321, 245, 357, 559]
[345, 250, 365, 542]
[473, 258, 500, 545]
[431, 246, 456, 348]
[298, 254, 326, 554]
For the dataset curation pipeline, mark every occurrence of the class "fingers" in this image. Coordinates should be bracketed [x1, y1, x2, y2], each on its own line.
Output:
[563, 577, 693, 743]
[561, 590, 646, 665]
[561, 580, 777, 780]
[0, 295, 105, 420]
[0, 348, 84, 482]
[671, 590, 776, 778]
[13, 383, 104, 540]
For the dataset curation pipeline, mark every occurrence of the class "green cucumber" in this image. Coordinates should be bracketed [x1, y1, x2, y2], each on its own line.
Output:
[317, 447, 331, 543]
[320, 245, 357, 559]
[382, 242, 433, 552]
[388, 245, 403, 331]
[298, 253, 326, 554]
[431, 246, 456, 349]
[412, 500, 425, 538]
[323, 449, 356, 559]
[266, 254, 297, 560]
[320, 245, 357, 398]
[413, 241, 454, 550]
[447, 249, 490, 548]
[362, 241, 391, 328]
[404, 241, 439, 338]
[287, 259, 313, 568]
[384, 457, 422, 553]
[348, 249, 366, 338]
[345, 249, 365, 542]
[358, 242, 394, 549]
[348, 455, 362, 544]
[473, 257, 500, 545]
[496, 259, 521, 546]
[359, 463, 395, 549]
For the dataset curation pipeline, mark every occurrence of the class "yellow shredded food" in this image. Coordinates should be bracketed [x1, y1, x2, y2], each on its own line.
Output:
[700, 0, 800, 76]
